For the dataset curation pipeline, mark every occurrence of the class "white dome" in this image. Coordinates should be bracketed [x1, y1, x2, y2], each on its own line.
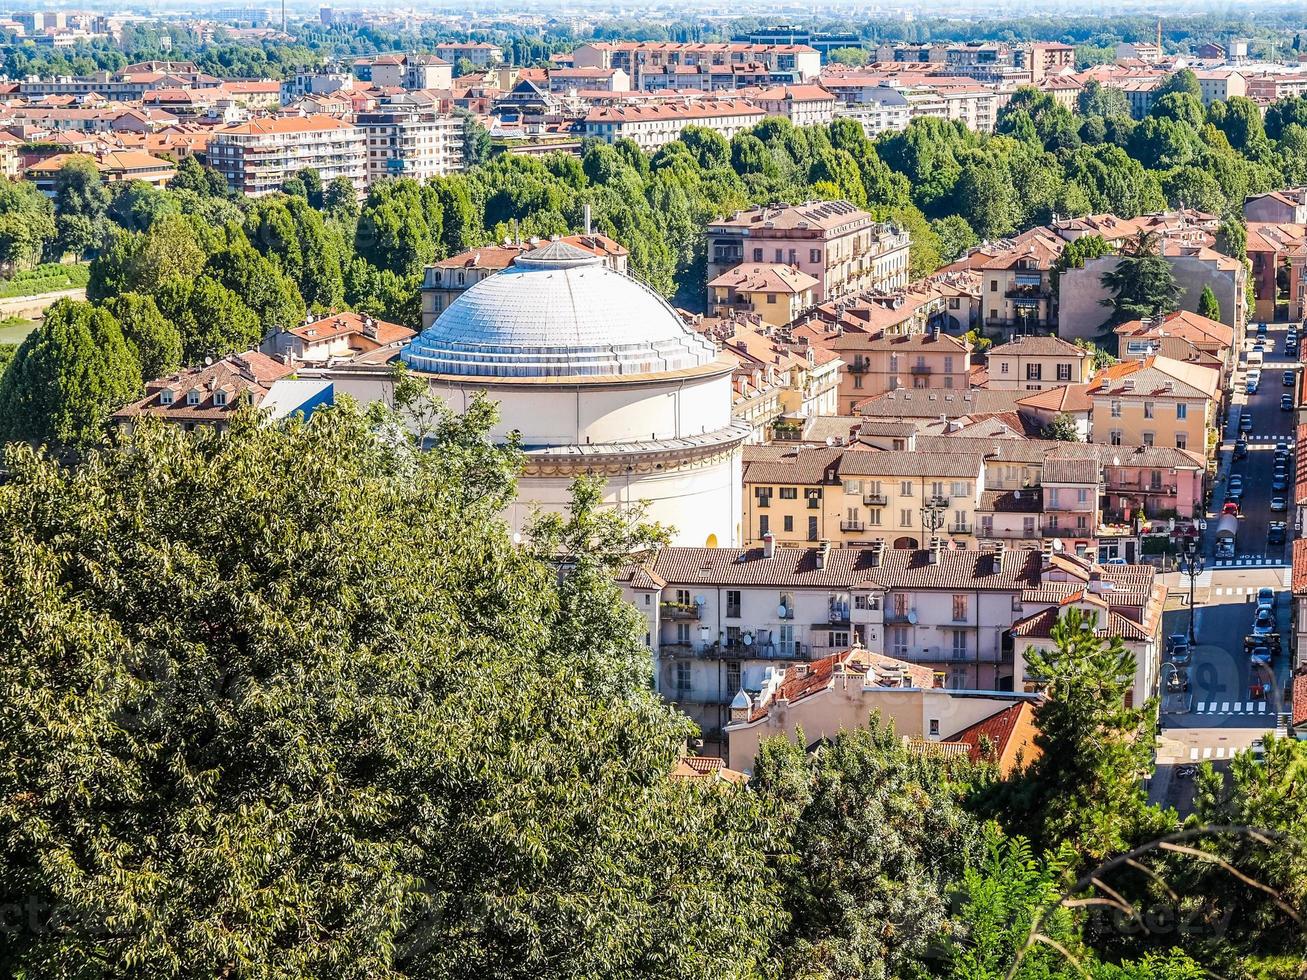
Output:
[403, 241, 719, 379]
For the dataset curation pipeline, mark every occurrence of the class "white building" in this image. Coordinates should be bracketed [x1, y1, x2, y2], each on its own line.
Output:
[327, 241, 750, 546]
[833, 90, 910, 137]
[207, 114, 366, 196]
[357, 109, 464, 184]
[578, 99, 766, 151]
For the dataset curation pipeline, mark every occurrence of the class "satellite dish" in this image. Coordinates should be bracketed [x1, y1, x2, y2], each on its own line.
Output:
[694, 595, 705, 606]
[826, 436, 837, 446]
[742, 632, 754, 646]
[777, 604, 789, 618]
[1051, 537, 1064, 552]
[907, 611, 917, 625]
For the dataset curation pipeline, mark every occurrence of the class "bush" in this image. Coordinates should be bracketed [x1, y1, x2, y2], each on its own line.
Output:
[0, 262, 91, 298]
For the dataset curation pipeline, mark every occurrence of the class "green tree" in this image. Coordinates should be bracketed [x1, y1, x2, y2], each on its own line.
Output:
[1099, 232, 1182, 324]
[1079, 80, 1132, 119]
[102, 291, 182, 380]
[826, 46, 869, 66]
[955, 158, 1018, 240]
[205, 238, 307, 335]
[167, 154, 228, 197]
[932, 214, 979, 263]
[0, 401, 785, 979]
[982, 609, 1170, 863]
[751, 715, 982, 979]
[0, 178, 56, 270]
[1197, 283, 1221, 321]
[1041, 412, 1082, 442]
[0, 297, 141, 448]
[1074, 337, 1118, 371]
[461, 110, 491, 166]
[52, 155, 111, 259]
[1155, 68, 1201, 100]
[169, 275, 263, 362]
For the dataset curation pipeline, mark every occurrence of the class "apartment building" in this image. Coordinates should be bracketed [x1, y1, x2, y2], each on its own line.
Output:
[368, 53, 453, 91]
[623, 539, 1165, 749]
[1089, 356, 1220, 455]
[419, 234, 628, 326]
[1245, 189, 1307, 225]
[1246, 221, 1307, 321]
[706, 201, 911, 304]
[832, 331, 972, 412]
[984, 335, 1095, 391]
[25, 148, 175, 193]
[433, 42, 503, 67]
[1019, 42, 1076, 82]
[707, 264, 818, 326]
[831, 90, 911, 137]
[357, 109, 463, 184]
[741, 445, 984, 549]
[1192, 68, 1246, 106]
[207, 115, 366, 197]
[733, 83, 836, 127]
[545, 67, 631, 93]
[262, 311, 414, 364]
[724, 647, 1040, 773]
[573, 41, 821, 84]
[1114, 309, 1236, 379]
[578, 100, 766, 151]
[966, 229, 1064, 334]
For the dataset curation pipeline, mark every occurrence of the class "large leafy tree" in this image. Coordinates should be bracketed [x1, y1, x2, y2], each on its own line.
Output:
[102, 291, 182, 380]
[0, 297, 141, 448]
[1099, 231, 1182, 325]
[0, 178, 56, 270]
[0, 398, 786, 980]
[751, 716, 983, 979]
[980, 609, 1171, 863]
[51, 155, 111, 259]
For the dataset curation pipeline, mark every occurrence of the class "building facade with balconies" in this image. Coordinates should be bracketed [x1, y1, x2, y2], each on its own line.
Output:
[207, 114, 366, 196]
[357, 108, 463, 185]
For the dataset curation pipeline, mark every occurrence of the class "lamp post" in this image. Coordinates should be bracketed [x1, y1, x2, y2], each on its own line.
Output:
[921, 495, 946, 547]
[1177, 536, 1204, 645]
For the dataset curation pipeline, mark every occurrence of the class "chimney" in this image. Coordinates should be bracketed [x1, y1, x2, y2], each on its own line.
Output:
[816, 539, 831, 569]
[928, 537, 942, 564]
[583, 202, 592, 236]
[869, 538, 885, 567]
[762, 531, 776, 559]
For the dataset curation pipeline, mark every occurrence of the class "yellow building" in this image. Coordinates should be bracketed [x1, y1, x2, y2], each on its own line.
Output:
[742, 444, 985, 549]
[985, 334, 1095, 390]
[1088, 355, 1220, 454]
[707, 263, 820, 327]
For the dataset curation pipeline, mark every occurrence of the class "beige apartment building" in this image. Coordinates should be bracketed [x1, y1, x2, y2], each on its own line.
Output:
[357, 109, 463, 185]
[207, 114, 366, 196]
[830, 330, 971, 414]
[1088, 355, 1220, 454]
[984, 334, 1095, 390]
[706, 200, 911, 303]
[707, 263, 819, 326]
[578, 100, 766, 151]
[742, 445, 985, 549]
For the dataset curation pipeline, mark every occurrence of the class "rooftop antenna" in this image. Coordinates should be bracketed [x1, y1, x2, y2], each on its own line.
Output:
[281, 0, 286, 35]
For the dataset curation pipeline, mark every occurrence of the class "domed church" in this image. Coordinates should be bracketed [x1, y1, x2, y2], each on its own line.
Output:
[335, 240, 749, 546]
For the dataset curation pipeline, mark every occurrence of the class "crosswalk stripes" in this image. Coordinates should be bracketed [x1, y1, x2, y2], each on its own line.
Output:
[1193, 701, 1271, 715]
[1213, 585, 1286, 595]
[1213, 559, 1288, 568]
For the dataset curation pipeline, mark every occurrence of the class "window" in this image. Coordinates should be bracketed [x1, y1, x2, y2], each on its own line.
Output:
[929, 718, 940, 736]
[900, 481, 913, 496]
[1110, 400, 1121, 417]
[779, 623, 795, 654]
[807, 491, 821, 509]
[752, 247, 762, 262]
[1023, 516, 1036, 536]
[1110, 429, 1122, 446]
[810, 248, 821, 263]
[675, 661, 691, 692]
[780, 487, 797, 499]
[952, 594, 968, 622]
[1000, 361, 1009, 374]
[891, 627, 909, 658]
[159, 389, 174, 405]
[755, 486, 772, 507]
[899, 508, 913, 527]
[844, 480, 862, 495]
[1142, 432, 1154, 447]
[774, 248, 783, 262]
[1176, 403, 1188, 419]
[783, 515, 793, 532]
[808, 516, 818, 541]
[1026, 363, 1042, 381]
[759, 515, 769, 536]
[1057, 363, 1071, 381]
[726, 661, 741, 692]
[952, 630, 968, 659]
[644, 594, 650, 605]
[944, 355, 954, 373]
[1175, 433, 1187, 449]
[766, 293, 776, 305]
[868, 508, 882, 525]
[1143, 402, 1154, 419]
[980, 515, 993, 536]
[990, 280, 997, 292]
[726, 590, 741, 618]
[828, 630, 849, 648]
[951, 481, 969, 498]
[1076, 515, 1088, 530]
[214, 391, 227, 407]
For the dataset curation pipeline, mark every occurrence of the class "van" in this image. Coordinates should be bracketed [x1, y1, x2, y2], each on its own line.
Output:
[1249, 349, 1264, 367]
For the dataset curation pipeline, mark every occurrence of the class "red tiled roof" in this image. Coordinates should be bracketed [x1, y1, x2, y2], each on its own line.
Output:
[1292, 668, 1307, 729]
[943, 701, 1039, 766]
[1292, 539, 1307, 596]
[669, 755, 748, 784]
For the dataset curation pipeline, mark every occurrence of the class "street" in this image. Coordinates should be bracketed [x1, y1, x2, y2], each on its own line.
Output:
[1150, 321, 1296, 811]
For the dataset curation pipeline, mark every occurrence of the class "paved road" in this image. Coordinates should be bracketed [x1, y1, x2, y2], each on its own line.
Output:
[1151, 321, 1295, 811]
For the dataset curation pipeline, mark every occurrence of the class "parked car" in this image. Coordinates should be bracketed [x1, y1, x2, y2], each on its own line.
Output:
[1222, 501, 1241, 516]
[1226, 485, 1244, 504]
[1253, 607, 1275, 635]
[1169, 643, 1192, 666]
[1234, 439, 1249, 459]
[1282, 394, 1294, 411]
[1258, 321, 1268, 335]
[1105, 557, 1127, 565]
[1247, 378, 1260, 394]
[1167, 633, 1188, 651]
[1240, 411, 1253, 431]
[1258, 586, 1276, 610]
[1273, 472, 1289, 491]
[1269, 522, 1287, 546]
[1250, 644, 1273, 666]
[1271, 496, 1288, 512]
[1286, 371, 1297, 387]
[1229, 473, 1244, 491]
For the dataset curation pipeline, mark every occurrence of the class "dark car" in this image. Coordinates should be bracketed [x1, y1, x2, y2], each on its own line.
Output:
[1250, 645, 1273, 666]
[1269, 522, 1287, 546]
[1273, 473, 1289, 491]
[1283, 394, 1295, 411]
[1286, 371, 1297, 387]
[1253, 607, 1276, 635]
[1235, 439, 1249, 459]
[1240, 411, 1253, 431]
[1272, 496, 1288, 512]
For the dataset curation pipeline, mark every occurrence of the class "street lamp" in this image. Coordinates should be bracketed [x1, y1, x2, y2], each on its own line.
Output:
[1177, 537, 1204, 645]
[921, 495, 946, 547]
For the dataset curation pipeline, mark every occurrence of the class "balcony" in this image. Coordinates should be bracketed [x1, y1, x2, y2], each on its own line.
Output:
[949, 522, 974, 534]
[863, 492, 888, 506]
[1005, 284, 1047, 298]
[841, 520, 866, 532]
[909, 363, 932, 375]
[847, 360, 870, 374]
[1107, 481, 1177, 495]
[660, 600, 701, 620]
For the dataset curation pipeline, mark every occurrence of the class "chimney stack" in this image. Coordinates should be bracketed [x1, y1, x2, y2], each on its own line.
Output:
[762, 531, 776, 559]
[928, 537, 942, 564]
[816, 539, 831, 569]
